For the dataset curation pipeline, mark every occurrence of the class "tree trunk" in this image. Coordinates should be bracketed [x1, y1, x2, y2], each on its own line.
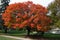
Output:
[26, 26, 31, 36]
[40, 31, 44, 36]
[4, 27, 8, 33]
[37, 31, 44, 36]
[3, 25, 8, 33]
[27, 29, 31, 36]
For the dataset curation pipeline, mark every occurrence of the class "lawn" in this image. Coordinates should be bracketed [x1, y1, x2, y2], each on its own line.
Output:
[0, 29, 60, 39]
[43, 33, 60, 38]
[0, 36, 16, 40]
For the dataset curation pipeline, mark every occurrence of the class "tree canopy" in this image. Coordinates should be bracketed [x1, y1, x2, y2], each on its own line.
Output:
[2, 1, 51, 32]
[48, 0, 60, 28]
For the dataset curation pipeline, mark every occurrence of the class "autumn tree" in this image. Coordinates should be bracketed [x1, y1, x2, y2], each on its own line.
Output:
[2, 1, 51, 35]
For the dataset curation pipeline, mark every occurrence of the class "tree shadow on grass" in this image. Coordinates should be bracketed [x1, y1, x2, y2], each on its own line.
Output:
[25, 34, 60, 40]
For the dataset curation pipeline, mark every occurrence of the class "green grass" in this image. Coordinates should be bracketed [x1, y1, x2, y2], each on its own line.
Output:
[0, 29, 60, 38]
[43, 33, 60, 38]
[0, 36, 16, 40]
[0, 29, 27, 37]
[8, 31, 60, 38]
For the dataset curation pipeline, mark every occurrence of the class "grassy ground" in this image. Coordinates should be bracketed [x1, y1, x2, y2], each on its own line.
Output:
[0, 36, 16, 40]
[0, 29, 60, 39]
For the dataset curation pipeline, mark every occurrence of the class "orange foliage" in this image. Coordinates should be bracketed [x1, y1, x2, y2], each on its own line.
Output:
[2, 1, 51, 31]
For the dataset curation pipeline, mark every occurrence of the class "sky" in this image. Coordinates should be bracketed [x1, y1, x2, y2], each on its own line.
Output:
[9, 0, 54, 7]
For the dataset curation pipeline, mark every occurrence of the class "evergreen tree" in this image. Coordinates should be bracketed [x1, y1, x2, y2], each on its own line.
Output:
[0, 0, 10, 33]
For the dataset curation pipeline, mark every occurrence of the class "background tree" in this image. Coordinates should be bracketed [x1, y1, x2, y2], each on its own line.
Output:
[48, 0, 60, 28]
[2, 1, 51, 35]
[0, 0, 10, 33]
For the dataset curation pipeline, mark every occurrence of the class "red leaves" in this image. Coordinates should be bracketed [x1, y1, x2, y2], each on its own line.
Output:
[2, 1, 51, 31]
[23, 14, 28, 19]
[37, 24, 42, 31]
[12, 24, 20, 29]
[16, 18, 21, 22]
[17, 13, 21, 16]
[30, 23, 35, 28]
[22, 20, 28, 25]
[4, 22, 8, 26]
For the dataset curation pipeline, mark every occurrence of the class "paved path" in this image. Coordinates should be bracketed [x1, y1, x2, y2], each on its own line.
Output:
[0, 35, 33, 40]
